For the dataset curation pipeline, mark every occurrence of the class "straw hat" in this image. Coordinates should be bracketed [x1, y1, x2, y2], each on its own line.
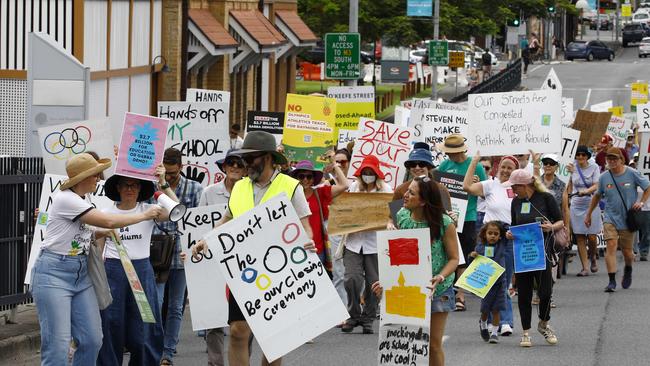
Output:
[60, 153, 112, 190]
[437, 134, 468, 154]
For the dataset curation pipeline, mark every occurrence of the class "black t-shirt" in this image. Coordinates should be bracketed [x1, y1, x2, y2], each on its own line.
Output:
[511, 191, 562, 228]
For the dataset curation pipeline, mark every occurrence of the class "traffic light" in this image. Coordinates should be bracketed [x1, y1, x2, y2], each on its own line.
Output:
[507, 18, 521, 27]
[548, 5, 555, 13]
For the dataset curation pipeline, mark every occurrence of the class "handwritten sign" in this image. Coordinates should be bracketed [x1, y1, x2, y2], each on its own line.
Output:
[349, 118, 415, 189]
[328, 192, 394, 236]
[179, 204, 229, 331]
[468, 90, 562, 155]
[606, 115, 633, 148]
[511, 223, 546, 273]
[639, 132, 650, 180]
[203, 194, 348, 362]
[562, 98, 574, 127]
[455, 255, 505, 298]
[246, 111, 284, 146]
[327, 86, 375, 148]
[556, 127, 582, 184]
[572, 110, 612, 147]
[38, 119, 115, 176]
[158, 101, 230, 187]
[409, 108, 470, 164]
[433, 171, 468, 232]
[638, 103, 650, 132]
[378, 324, 430, 366]
[24, 174, 113, 284]
[186, 88, 231, 105]
[377, 228, 431, 327]
[115, 113, 169, 181]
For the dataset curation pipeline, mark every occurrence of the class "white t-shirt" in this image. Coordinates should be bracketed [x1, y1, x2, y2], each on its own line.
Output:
[199, 181, 230, 206]
[481, 179, 514, 225]
[230, 136, 244, 150]
[41, 189, 95, 256]
[103, 203, 156, 260]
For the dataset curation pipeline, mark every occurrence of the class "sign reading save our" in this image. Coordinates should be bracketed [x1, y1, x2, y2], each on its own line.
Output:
[325, 33, 361, 80]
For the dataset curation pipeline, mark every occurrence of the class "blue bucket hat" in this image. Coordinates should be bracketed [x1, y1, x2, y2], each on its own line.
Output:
[217, 149, 243, 172]
[404, 148, 434, 168]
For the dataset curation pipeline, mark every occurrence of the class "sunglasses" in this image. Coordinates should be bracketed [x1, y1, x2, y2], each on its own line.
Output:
[296, 173, 314, 180]
[405, 161, 431, 169]
[118, 183, 140, 190]
[575, 153, 588, 157]
[224, 159, 245, 168]
[542, 161, 557, 166]
[242, 153, 267, 164]
[482, 165, 492, 170]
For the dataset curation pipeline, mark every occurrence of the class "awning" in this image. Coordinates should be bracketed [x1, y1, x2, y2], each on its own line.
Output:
[273, 11, 319, 61]
[228, 10, 287, 72]
[188, 9, 238, 72]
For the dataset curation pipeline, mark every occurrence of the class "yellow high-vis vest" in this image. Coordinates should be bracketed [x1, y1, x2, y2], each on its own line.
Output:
[229, 173, 299, 218]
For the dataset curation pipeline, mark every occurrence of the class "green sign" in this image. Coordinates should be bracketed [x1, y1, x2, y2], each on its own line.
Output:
[428, 40, 448, 66]
[325, 33, 361, 79]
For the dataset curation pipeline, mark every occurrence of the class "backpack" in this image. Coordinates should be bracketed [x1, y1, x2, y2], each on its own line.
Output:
[481, 52, 492, 65]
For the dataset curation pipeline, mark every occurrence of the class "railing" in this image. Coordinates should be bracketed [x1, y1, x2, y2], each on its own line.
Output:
[448, 58, 522, 103]
[0, 157, 44, 310]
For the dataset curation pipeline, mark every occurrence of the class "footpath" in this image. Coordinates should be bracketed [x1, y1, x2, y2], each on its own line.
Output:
[0, 304, 40, 363]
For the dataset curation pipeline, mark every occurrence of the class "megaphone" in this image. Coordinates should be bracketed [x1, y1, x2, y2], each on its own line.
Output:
[154, 191, 187, 222]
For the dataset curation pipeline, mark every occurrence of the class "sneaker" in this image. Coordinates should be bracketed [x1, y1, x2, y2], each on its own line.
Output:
[641, 254, 648, 262]
[519, 334, 532, 347]
[537, 323, 558, 345]
[479, 321, 489, 341]
[622, 267, 632, 289]
[500, 324, 513, 336]
[531, 295, 540, 305]
[605, 280, 616, 293]
[341, 320, 357, 333]
[550, 299, 556, 308]
[489, 334, 499, 344]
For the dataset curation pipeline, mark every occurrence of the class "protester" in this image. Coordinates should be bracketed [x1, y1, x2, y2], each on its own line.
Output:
[529, 33, 541, 62]
[463, 153, 518, 336]
[505, 169, 562, 347]
[471, 221, 508, 344]
[540, 154, 566, 209]
[585, 147, 650, 292]
[155, 147, 203, 366]
[625, 130, 639, 158]
[595, 134, 628, 172]
[436, 134, 487, 311]
[476, 157, 494, 231]
[229, 123, 244, 149]
[31, 153, 162, 365]
[563, 145, 601, 276]
[373, 176, 459, 366]
[97, 171, 173, 365]
[342, 155, 392, 334]
[191, 131, 315, 366]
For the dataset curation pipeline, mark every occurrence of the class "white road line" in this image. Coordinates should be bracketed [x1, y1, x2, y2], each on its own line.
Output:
[583, 88, 592, 109]
[529, 65, 544, 74]
[565, 88, 628, 91]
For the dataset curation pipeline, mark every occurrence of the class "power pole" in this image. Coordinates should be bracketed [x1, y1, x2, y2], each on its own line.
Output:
[347, 0, 359, 87]
[431, 0, 440, 100]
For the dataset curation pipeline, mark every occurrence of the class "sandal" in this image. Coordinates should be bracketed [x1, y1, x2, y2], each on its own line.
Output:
[576, 269, 589, 277]
[160, 358, 173, 366]
[590, 258, 598, 273]
[455, 299, 466, 311]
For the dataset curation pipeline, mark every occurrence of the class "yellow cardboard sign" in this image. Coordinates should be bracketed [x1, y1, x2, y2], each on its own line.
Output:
[448, 51, 465, 68]
[632, 82, 649, 106]
[282, 94, 337, 169]
[622, 4, 632, 17]
[608, 106, 624, 117]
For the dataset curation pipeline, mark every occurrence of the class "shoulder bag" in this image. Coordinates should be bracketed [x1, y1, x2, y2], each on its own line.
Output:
[609, 171, 640, 232]
[313, 189, 333, 276]
[88, 235, 113, 310]
[529, 195, 570, 252]
[150, 180, 187, 283]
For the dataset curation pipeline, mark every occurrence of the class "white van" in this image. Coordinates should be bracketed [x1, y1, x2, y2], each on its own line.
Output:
[633, 11, 650, 26]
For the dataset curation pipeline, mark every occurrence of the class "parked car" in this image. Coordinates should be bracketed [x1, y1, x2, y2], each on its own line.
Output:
[623, 23, 647, 47]
[409, 49, 426, 64]
[642, 23, 650, 37]
[632, 12, 650, 26]
[565, 40, 615, 61]
[590, 15, 613, 30]
[639, 37, 650, 57]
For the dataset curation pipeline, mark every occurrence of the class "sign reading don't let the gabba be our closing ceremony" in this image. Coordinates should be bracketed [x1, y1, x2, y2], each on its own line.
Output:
[203, 194, 348, 362]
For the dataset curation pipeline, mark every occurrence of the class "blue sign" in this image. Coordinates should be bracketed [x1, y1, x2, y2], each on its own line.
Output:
[511, 223, 546, 273]
[407, 0, 432, 17]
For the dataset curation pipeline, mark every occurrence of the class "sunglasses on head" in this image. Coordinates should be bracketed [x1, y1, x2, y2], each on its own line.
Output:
[296, 173, 314, 180]
[405, 161, 430, 169]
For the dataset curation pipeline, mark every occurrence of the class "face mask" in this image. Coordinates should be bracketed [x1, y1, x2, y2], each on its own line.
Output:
[362, 174, 376, 184]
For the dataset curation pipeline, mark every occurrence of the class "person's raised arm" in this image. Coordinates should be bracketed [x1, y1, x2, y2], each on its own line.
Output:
[463, 151, 485, 197]
[155, 164, 179, 202]
[80, 206, 162, 229]
[329, 162, 350, 197]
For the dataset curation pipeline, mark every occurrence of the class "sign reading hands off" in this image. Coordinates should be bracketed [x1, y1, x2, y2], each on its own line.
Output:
[203, 194, 348, 362]
[468, 90, 562, 155]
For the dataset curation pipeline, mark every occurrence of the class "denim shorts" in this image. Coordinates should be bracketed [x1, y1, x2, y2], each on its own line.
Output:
[431, 286, 455, 313]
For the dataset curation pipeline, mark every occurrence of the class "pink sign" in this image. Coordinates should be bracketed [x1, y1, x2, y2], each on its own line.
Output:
[115, 112, 170, 181]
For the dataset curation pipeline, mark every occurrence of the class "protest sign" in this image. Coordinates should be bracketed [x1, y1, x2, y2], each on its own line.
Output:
[432, 171, 468, 232]
[114, 113, 169, 181]
[511, 223, 546, 273]
[606, 115, 633, 148]
[468, 90, 562, 155]
[283, 94, 337, 169]
[455, 255, 505, 298]
[556, 127, 582, 184]
[378, 324, 430, 366]
[562, 98, 574, 127]
[348, 118, 415, 189]
[24, 174, 113, 284]
[178, 204, 229, 331]
[328, 192, 394, 236]
[591, 100, 613, 112]
[394, 106, 410, 127]
[186, 88, 231, 105]
[158, 101, 230, 187]
[377, 228, 432, 327]
[327, 86, 375, 148]
[572, 110, 612, 147]
[409, 107, 471, 165]
[203, 194, 348, 362]
[638, 103, 650, 132]
[639, 132, 650, 179]
[540, 68, 562, 91]
[38, 119, 115, 176]
[246, 111, 284, 145]
[631, 82, 648, 107]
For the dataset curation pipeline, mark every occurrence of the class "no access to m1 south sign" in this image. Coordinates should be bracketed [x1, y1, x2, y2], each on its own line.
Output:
[325, 33, 361, 80]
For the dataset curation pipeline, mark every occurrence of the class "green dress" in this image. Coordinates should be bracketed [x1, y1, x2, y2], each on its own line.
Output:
[396, 207, 455, 297]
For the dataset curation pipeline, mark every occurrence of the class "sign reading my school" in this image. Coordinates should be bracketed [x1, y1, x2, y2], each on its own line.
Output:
[325, 33, 361, 80]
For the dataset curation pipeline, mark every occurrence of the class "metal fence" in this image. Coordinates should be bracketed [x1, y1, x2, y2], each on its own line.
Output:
[0, 157, 44, 311]
[448, 58, 523, 103]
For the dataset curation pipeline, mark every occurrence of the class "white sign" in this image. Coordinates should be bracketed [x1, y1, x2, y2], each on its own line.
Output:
[25, 174, 113, 284]
[606, 115, 633, 148]
[179, 204, 229, 331]
[409, 107, 471, 165]
[159, 102, 230, 187]
[38, 119, 115, 177]
[203, 194, 348, 362]
[394, 106, 410, 128]
[639, 132, 650, 179]
[186, 88, 231, 106]
[556, 127, 582, 184]
[349, 118, 416, 189]
[378, 324, 430, 366]
[562, 98, 574, 127]
[637, 103, 650, 132]
[377, 228, 432, 327]
[591, 100, 613, 112]
[540, 68, 562, 91]
[468, 90, 562, 155]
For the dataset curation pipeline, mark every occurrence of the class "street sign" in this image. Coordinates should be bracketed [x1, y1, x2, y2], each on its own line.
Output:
[324, 33, 361, 80]
[622, 4, 632, 17]
[448, 51, 465, 68]
[428, 40, 448, 66]
[632, 82, 649, 106]
[407, 0, 432, 17]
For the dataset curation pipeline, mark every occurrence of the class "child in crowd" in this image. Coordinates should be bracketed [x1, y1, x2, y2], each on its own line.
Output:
[470, 221, 508, 344]
[468, 67, 479, 88]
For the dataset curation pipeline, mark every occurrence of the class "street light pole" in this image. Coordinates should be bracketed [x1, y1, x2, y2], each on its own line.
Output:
[347, 0, 358, 87]
[431, 0, 440, 101]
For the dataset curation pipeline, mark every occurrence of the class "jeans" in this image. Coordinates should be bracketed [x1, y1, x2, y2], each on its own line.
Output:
[329, 235, 348, 305]
[98, 258, 163, 365]
[156, 268, 187, 360]
[487, 239, 514, 329]
[31, 251, 103, 365]
[638, 212, 650, 255]
[343, 249, 378, 324]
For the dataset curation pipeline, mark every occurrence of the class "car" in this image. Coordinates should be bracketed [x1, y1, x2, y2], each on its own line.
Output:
[639, 37, 650, 57]
[632, 12, 650, 26]
[623, 23, 646, 46]
[472, 45, 499, 67]
[409, 49, 426, 64]
[590, 15, 613, 30]
[641, 23, 650, 37]
[565, 40, 615, 61]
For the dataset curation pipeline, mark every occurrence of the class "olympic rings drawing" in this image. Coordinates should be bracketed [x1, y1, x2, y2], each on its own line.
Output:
[43, 126, 92, 160]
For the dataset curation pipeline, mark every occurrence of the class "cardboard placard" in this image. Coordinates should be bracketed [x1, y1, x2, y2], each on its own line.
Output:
[606, 115, 633, 148]
[432, 171, 468, 232]
[409, 107, 470, 165]
[572, 110, 612, 147]
[378, 324, 430, 366]
[328, 192, 394, 236]
[115, 113, 170, 181]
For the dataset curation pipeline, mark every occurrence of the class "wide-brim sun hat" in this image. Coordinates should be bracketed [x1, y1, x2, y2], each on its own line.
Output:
[575, 145, 592, 159]
[605, 147, 625, 161]
[353, 155, 385, 179]
[502, 169, 534, 187]
[232, 131, 287, 165]
[60, 153, 112, 190]
[437, 133, 468, 154]
[541, 153, 560, 165]
[404, 148, 434, 168]
[217, 149, 243, 172]
[289, 160, 324, 184]
[104, 174, 156, 202]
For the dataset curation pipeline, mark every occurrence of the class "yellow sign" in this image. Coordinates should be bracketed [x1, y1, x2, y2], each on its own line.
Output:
[631, 82, 649, 106]
[385, 272, 426, 319]
[448, 51, 465, 68]
[608, 106, 624, 117]
[282, 94, 337, 169]
[622, 4, 632, 17]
